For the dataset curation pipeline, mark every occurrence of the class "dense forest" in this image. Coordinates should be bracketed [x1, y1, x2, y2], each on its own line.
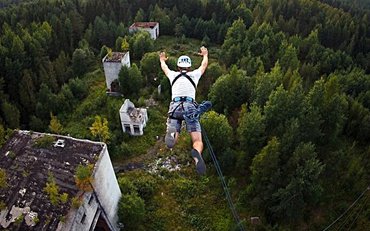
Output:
[0, 0, 369, 230]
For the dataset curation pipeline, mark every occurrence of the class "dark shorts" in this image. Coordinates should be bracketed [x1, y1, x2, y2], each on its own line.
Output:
[167, 101, 201, 133]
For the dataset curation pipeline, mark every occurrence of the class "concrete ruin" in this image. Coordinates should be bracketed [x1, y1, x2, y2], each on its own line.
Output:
[129, 22, 159, 40]
[102, 51, 131, 94]
[0, 130, 122, 230]
[119, 99, 148, 136]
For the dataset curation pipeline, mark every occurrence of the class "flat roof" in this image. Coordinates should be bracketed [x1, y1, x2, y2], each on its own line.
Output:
[129, 22, 158, 29]
[0, 130, 104, 230]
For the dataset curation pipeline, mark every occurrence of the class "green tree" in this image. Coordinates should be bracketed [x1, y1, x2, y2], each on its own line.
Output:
[263, 84, 304, 136]
[270, 142, 324, 221]
[344, 98, 370, 143]
[200, 111, 235, 172]
[140, 52, 161, 87]
[251, 62, 284, 107]
[1, 101, 20, 129]
[200, 111, 233, 155]
[278, 42, 300, 72]
[68, 77, 88, 100]
[121, 37, 129, 52]
[307, 77, 348, 144]
[149, 4, 172, 35]
[75, 164, 94, 192]
[92, 16, 110, 48]
[118, 64, 144, 97]
[18, 69, 36, 115]
[118, 193, 145, 230]
[208, 66, 250, 114]
[43, 175, 60, 206]
[134, 8, 145, 22]
[53, 51, 72, 86]
[247, 137, 281, 213]
[72, 48, 94, 77]
[129, 31, 154, 60]
[197, 62, 223, 99]
[49, 113, 63, 134]
[237, 104, 266, 163]
[0, 124, 5, 147]
[90, 115, 110, 143]
[220, 19, 246, 66]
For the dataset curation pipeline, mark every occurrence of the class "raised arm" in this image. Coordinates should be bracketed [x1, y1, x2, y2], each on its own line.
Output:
[198, 46, 208, 75]
[159, 51, 170, 76]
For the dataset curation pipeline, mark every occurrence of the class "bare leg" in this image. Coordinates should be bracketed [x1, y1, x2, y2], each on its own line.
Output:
[190, 131, 206, 175]
[190, 131, 203, 154]
[165, 119, 179, 148]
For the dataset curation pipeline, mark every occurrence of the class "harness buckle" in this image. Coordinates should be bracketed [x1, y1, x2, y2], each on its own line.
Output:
[173, 96, 194, 102]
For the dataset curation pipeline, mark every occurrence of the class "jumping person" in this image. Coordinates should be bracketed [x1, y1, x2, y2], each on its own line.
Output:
[159, 46, 211, 175]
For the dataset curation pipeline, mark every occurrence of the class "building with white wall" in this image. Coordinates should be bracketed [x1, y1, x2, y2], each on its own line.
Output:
[119, 99, 148, 136]
[0, 130, 122, 231]
[129, 22, 159, 40]
[102, 52, 130, 94]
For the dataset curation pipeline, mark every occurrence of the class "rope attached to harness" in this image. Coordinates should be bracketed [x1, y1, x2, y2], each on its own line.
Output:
[202, 126, 246, 231]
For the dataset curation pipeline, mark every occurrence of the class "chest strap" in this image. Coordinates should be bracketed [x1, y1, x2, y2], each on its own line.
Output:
[171, 72, 196, 90]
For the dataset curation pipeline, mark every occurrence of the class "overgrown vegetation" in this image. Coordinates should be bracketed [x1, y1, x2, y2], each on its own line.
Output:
[33, 136, 55, 148]
[0, 0, 369, 230]
[43, 173, 69, 206]
[74, 164, 94, 192]
[0, 168, 8, 189]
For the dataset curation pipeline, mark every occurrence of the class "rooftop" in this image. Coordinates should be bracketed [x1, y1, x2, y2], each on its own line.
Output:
[0, 130, 104, 230]
[120, 99, 147, 124]
[129, 22, 158, 29]
[103, 52, 127, 62]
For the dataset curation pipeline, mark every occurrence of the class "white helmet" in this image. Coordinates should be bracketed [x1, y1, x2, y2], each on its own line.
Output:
[177, 55, 192, 68]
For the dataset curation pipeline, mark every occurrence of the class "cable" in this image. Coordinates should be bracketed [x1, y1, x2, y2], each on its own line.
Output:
[322, 186, 370, 231]
[202, 126, 246, 231]
[346, 193, 369, 230]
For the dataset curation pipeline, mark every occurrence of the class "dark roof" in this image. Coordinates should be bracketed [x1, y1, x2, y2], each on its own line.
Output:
[103, 52, 127, 62]
[0, 130, 104, 230]
[129, 22, 158, 29]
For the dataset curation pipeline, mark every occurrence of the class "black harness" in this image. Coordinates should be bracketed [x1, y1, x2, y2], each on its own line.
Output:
[171, 72, 196, 90]
[168, 72, 198, 120]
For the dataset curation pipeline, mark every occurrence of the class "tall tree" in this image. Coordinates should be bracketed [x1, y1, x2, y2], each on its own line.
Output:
[237, 104, 266, 163]
[208, 66, 250, 114]
[129, 31, 154, 60]
[140, 52, 161, 86]
[270, 142, 324, 221]
[118, 64, 144, 97]
[1, 101, 20, 129]
[247, 137, 281, 215]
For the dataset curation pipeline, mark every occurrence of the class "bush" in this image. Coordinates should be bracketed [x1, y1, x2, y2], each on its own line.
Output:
[33, 135, 55, 148]
[118, 193, 145, 230]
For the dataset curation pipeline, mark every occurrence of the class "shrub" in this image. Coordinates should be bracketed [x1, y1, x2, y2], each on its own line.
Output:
[33, 135, 55, 148]
[71, 196, 82, 209]
[118, 193, 145, 230]
[74, 164, 94, 192]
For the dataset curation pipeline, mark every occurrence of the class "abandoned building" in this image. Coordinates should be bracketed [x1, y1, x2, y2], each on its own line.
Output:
[102, 51, 131, 94]
[129, 22, 159, 40]
[0, 130, 122, 231]
[119, 99, 148, 136]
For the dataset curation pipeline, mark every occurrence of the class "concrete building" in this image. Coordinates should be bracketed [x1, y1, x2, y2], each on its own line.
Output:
[119, 99, 148, 136]
[102, 52, 130, 94]
[0, 130, 122, 231]
[129, 22, 159, 40]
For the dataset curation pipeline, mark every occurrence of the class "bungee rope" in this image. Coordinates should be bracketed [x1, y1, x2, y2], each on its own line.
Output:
[201, 125, 246, 231]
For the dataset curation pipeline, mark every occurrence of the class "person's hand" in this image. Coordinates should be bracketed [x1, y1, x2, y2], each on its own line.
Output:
[159, 51, 168, 62]
[198, 46, 208, 56]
